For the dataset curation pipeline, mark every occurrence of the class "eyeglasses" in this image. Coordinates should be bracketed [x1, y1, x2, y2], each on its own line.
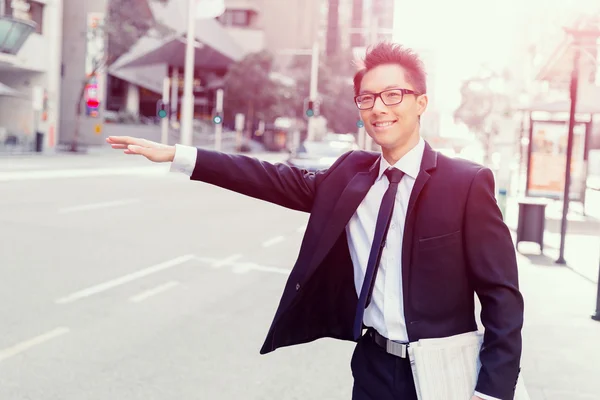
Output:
[354, 88, 420, 110]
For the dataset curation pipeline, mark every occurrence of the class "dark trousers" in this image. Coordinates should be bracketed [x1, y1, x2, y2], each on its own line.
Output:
[351, 331, 418, 400]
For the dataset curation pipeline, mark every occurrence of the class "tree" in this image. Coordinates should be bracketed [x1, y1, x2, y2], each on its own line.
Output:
[221, 50, 296, 129]
[453, 69, 513, 165]
[287, 47, 360, 134]
[70, 0, 172, 152]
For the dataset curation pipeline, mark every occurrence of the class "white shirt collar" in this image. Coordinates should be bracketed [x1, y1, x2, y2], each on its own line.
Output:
[377, 136, 425, 181]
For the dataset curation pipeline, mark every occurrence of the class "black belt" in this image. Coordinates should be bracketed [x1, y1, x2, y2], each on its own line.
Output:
[366, 328, 409, 358]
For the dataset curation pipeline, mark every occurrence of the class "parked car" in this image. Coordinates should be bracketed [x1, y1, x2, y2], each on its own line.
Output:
[286, 140, 357, 171]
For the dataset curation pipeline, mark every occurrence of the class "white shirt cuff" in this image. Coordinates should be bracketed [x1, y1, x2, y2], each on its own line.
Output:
[474, 391, 502, 400]
[169, 144, 197, 176]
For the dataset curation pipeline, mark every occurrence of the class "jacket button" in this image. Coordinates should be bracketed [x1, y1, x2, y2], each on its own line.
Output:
[295, 283, 300, 291]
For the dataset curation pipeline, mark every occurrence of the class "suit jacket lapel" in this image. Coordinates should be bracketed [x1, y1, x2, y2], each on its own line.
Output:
[305, 157, 380, 278]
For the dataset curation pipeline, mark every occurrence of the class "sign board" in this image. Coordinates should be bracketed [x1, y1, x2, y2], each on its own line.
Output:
[235, 113, 245, 132]
[85, 13, 105, 118]
[527, 121, 586, 199]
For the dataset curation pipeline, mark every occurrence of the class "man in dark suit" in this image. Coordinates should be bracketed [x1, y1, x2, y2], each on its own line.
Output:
[107, 42, 524, 400]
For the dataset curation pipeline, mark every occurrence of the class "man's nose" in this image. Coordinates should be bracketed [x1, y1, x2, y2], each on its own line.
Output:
[371, 96, 388, 113]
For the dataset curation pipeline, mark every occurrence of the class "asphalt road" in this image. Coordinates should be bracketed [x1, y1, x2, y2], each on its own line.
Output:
[0, 151, 355, 399]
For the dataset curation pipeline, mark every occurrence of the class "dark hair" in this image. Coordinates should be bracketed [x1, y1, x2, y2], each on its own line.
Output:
[353, 42, 427, 96]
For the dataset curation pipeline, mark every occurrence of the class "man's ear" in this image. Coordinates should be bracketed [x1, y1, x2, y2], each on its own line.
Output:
[417, 94, 428, 117]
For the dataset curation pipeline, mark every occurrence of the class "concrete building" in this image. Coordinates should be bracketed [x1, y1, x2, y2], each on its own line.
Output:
[0, 0, 63, 152]
[58, 0, 247, 147]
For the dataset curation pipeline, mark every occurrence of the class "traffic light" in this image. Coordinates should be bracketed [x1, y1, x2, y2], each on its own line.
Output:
[305, 100, 314, 117]
[304, 97, 322, 118]
[156, 100, 169, 119]
[212, 112, 223, 124]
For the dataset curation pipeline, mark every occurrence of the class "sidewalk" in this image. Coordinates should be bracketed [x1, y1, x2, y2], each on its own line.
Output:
[504, 197, 600, 399]
[504, 194, 600, 284]
[516, 248, 600, 400]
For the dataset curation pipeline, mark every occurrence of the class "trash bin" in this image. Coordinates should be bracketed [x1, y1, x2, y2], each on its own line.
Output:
[516, 197, 550, 253]
[35, 131, 44, 152]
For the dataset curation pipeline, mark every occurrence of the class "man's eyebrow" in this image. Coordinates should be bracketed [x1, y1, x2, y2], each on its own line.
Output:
[358, 84, 402, 95]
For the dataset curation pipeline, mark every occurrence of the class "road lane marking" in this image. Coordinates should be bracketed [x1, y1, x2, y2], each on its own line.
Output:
[211, 254, 242, 268]
[231, 262, 290, 275]
[193, 256, 290, 276]
[262, 236, 285, 247]
[58, 198, 140, 213]
[297, 225, 307, 233]
[55, 254, 196, 304]
[0, 166, 168, 181]
[0, 327, 70, 363]
[129, 281, 180, 303]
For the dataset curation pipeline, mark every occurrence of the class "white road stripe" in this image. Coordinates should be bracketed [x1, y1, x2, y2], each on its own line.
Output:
[232, 262, 290, 275]
[129, 281, 180, 303]
[297, 225, 307, 233]
[262, 236, 285, 247]
[193, 256, 290, 276]
[212, 254, 242, 268]
[55, 254, 196, 304]
[58, 198, 140, 213]
[0, 166, 168, 181]
[0, 327, 70, 363]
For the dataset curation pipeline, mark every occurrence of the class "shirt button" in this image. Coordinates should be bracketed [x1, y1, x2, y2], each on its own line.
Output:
[295, 283, 300, 291]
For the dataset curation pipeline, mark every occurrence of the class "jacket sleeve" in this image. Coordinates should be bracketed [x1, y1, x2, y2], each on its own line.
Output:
[189, 148, 352, 213]
[464, 167, 524, 399]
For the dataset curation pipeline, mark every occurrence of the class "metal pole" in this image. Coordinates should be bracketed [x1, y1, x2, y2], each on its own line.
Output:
[160, 77, 170, 145]
[306, 41, 319, 141]
[215, 88, 223, 151]
[180, 0, 196, 146]
[170, 67, 179, 127]
[525, 113, 534, 197]
[357, 125, 365, 149]
[556, 42, 581, 265]
[593, 248, 600, 321]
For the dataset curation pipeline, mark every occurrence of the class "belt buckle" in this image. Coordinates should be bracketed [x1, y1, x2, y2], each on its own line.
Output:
[386, 340, 408, 358]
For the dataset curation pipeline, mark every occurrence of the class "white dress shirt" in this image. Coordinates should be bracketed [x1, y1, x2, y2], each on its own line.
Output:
[346, 137, 425, 343]
[169, 139, 498, 400]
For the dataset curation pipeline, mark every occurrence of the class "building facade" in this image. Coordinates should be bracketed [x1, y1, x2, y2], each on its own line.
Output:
[0, 0, 63, 152]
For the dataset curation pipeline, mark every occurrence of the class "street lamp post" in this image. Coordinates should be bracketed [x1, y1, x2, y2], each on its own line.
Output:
[179, 0, 226, 146]
[179, 0, 198, 147]
[555, 33, 581, 265]
[556, 25, 600, 265]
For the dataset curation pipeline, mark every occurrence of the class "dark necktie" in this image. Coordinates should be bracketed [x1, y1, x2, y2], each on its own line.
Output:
[353, 167, 405, 340]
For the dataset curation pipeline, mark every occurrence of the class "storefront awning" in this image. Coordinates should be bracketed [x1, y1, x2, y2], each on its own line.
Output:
[110, 15, 243, 71]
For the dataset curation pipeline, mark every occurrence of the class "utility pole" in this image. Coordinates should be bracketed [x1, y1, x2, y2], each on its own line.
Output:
[179, 0, 197, 146]
[556, 24, 600, 265]
[160, 77, 170, 144]
[306, 41, 319, 141]
[214, 88, 223, 151]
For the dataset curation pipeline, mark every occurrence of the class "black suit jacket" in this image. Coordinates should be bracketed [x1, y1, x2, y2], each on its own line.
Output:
[189, 141, 524, 399]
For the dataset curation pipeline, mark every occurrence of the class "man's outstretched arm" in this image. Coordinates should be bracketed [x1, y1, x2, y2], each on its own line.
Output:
[106, 136, 348, 213]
